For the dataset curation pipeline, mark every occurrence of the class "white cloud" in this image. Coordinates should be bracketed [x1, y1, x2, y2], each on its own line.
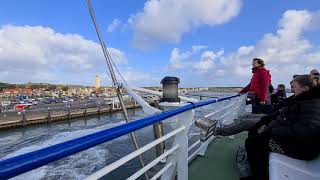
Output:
[129, 0, 242, 49]
[0, 25, 127, 85]
[169, 45, 207, 69]
[253, 10, 314, 64]
[194, 50, 224, 72]
[167, 9, 320, 87]
[168, 46, 225, 72]
[107, 19, 121, 32]
[119, 68, 159, 87]
[237, 46, 254, 56]
[168, 46, 226, 75]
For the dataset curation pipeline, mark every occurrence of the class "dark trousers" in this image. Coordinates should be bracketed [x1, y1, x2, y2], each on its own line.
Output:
[252, 104, 273, 114]
[245, 133, 270, 180]
[245, 130, 320, 180]
[249, 90, 273, 114]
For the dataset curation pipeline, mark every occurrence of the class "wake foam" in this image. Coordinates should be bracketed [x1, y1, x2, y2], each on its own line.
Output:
[4, 121, 127, 180]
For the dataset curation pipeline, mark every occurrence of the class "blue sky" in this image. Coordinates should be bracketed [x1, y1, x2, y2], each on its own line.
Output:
[0, 0, 319, 87]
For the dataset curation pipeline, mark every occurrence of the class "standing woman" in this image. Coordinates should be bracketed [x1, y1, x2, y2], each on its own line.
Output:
[245, 75, 320, 180]
[240, 58, 272, 113]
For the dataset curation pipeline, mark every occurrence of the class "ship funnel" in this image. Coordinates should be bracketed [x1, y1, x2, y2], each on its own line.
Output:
[160, 76, 180, 102]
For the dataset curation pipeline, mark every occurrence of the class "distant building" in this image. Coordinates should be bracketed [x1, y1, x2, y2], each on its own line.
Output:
[2, 88, 32, 96]
[67, 85, 85, 89]
[95, 75, 100, 90]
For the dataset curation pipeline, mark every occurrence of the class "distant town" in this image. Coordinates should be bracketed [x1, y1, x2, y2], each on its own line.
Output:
[0, 75, 242, 112]
[0, 81, 242, 99]
[0, 75, 243, 128]
[0, 74, 242, 101]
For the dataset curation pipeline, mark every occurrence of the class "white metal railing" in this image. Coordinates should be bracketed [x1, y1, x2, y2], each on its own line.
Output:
[127, 145, 179, 180]
[85, 95, 246, 180]
[150, 162, 173, 180]
[86, 126, 186, 180]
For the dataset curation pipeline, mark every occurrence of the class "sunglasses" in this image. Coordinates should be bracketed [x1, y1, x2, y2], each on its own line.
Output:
[312, 73, 320, 76]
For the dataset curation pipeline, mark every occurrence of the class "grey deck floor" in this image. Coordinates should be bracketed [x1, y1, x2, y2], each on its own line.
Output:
[189, 133, 247, 180]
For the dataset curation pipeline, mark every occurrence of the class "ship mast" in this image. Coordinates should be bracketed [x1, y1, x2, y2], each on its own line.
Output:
[85, 1, 148, 179]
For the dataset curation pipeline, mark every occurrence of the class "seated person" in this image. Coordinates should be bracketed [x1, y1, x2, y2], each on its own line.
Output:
[244, 74, 320, 180]
[212, 83, 292, 137]
[310, 69, 319, 80]
[271, 84, 287, 111]
[211, 73, 318, 137]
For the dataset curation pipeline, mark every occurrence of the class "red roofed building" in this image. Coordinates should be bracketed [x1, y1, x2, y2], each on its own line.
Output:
[2, 88, 33, 96]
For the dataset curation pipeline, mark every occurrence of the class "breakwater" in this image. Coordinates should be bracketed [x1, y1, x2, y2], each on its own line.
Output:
[0, 100, 152, 129]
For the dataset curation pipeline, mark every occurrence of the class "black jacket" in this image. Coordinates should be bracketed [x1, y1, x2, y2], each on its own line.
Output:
[265, 86, 320, 159]
[279, 86, 320, 139]
[255, 95, 295, 128]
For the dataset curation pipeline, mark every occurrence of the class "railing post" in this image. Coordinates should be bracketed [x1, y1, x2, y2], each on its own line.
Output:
[67, 105, 71, 120]
[239, 94, 247, 116]
[153, 122, 165, 157]
[84, 104, 87, 116]
[47, 107, 51, 123]
[21, 110, 26, 127]
[176, 110, 194, 180]
[161, 109, 194, 180]
[98, 102, 101, 114]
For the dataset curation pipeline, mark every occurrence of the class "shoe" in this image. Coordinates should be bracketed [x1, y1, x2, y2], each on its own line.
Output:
[199, 119, 218, 142]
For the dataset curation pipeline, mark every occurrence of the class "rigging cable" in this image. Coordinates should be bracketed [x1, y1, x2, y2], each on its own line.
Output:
[85, 1, 148, 179]
[109, 53, 128, 85]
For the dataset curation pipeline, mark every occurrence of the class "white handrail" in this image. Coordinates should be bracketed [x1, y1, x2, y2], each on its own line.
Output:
[130, 86, 199, 103]
[219, 111, 230, 119]
[86, 126, 185, 180]
[203, 110, 219, 118]
[188, 96, 246, 163]
[150, 163, 173, 180]
[188, 135, 216, 162]
[193, 103, 236, 123]
[127, 145, 179, 180]
[188, 144, 205, 162]
[188, 140, 201, 152]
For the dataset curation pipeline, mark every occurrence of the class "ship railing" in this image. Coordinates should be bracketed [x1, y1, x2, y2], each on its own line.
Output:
[0, 94, 246, 180]
[188, 94, 246, 163]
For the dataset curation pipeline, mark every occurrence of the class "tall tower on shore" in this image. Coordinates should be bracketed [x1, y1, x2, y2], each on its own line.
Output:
[95, 75, 100, 90]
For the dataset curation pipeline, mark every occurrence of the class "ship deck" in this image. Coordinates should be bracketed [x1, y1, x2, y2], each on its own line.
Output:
[189, 132, 247, 180]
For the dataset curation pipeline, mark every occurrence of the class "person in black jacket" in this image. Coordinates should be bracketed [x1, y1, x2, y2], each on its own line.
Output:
[270, 84, 287, 111]
[245, 74, 320, 180]
[310, 69, 319, 82]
